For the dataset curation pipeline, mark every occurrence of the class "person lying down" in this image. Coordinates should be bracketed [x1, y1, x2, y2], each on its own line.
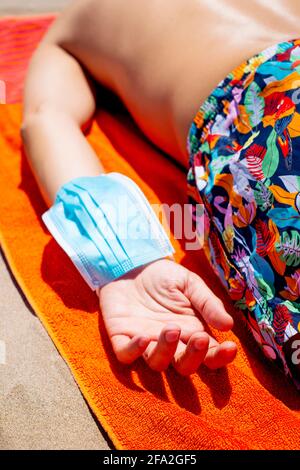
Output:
[22, 0, 300, 387]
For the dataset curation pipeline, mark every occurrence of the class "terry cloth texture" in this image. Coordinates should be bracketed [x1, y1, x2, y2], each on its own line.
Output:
[1, 15, 300, 450]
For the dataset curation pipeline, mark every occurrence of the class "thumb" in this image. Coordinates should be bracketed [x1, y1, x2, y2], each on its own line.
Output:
[185, 270, 234, 331]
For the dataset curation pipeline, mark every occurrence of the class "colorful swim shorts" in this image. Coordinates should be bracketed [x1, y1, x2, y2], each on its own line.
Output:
[187, 39, 300, 388]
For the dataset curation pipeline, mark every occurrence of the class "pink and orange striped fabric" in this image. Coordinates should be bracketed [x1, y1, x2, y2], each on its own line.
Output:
[0, 15, 55, 103]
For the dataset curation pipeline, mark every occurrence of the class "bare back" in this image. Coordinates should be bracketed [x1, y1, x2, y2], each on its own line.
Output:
[44, 0, 300, 164]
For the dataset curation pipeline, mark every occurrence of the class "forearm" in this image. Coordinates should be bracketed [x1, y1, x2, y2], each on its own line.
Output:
[21, 42, 103, 206]
[21, 107, 103, 205]
[21, 25, 173, 295]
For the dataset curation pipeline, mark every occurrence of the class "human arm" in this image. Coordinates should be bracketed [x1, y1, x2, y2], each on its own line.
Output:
[21, 6, 236, 374]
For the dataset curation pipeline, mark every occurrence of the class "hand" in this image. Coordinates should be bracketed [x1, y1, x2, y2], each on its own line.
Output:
[98, 259, 237, 375]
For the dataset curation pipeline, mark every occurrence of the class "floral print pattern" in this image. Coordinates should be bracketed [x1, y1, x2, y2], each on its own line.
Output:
[187, 40, 300, 388]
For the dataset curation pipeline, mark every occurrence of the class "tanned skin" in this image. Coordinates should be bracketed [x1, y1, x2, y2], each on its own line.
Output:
[21, 0, 300, 375]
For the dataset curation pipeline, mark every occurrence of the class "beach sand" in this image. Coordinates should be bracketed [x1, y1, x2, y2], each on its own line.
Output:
[0, 251, 111, 449]
[0, 0, 71, 15]
[0, 0, 111, 450]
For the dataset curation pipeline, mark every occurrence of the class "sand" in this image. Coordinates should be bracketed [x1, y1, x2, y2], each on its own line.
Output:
[0, 0, 71, 15]
[0, 251, 111, 450]
[0, 0, 111, 450]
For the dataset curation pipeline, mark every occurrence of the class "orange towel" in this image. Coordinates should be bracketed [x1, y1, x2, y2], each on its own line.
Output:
[1, 15, 300, 450]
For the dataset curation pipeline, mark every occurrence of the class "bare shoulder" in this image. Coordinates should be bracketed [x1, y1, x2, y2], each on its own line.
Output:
[42, 0, 176, 81]
[45, 0, 132, 53]
[40, 0, 193, 161]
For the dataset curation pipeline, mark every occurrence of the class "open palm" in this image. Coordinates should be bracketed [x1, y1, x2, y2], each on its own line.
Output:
[99, 259, 237, 375]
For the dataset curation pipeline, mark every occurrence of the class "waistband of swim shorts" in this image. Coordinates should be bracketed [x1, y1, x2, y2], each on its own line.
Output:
[186, 38, 300, 163]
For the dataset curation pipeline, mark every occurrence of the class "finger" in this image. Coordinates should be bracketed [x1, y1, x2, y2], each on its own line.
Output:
[143, 324, 181, 371]
[173, 332, 210, 376]
[204, 338, 237, 369]
[111, 334, 151, 364]
[186, 271, 234, 331]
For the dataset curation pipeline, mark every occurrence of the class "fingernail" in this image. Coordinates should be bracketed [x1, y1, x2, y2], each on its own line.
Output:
[194, 338, 206, 350]
[138, 337, 149, 348]
[165, 330, 180, 343]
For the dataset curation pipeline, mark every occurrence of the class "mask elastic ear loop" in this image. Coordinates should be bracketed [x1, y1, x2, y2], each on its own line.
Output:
[43, 172, 175, 290]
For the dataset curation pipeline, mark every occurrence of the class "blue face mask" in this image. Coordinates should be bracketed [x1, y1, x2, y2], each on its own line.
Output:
[42, 173, 174, 290]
